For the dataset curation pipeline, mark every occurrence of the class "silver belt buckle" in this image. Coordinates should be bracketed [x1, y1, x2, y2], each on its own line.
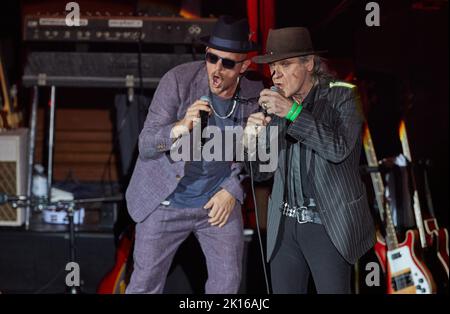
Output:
[297, 206, 312, 224]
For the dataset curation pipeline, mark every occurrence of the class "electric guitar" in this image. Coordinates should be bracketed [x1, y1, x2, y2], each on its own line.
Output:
[398, 120, 428, 248]
[375, 213, 436, 294]
[420, 160, 449, 280]
[0, 83, 7, 129]
[362, 123, 385, 223]
[399, 119, 450, 291]
[0, 56, 10, 129]
[97, 226, 134, 294]
[363, 123, 436, 293]
[0, 56, 21, 129]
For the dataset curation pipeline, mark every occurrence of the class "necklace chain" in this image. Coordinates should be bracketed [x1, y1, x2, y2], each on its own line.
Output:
[209, 98, 237, 119]
[209, 77, 240, 119]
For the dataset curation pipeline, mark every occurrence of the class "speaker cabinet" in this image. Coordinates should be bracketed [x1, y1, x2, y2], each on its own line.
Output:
[0, 227, 115, 293]
[0, 128, 28, 226]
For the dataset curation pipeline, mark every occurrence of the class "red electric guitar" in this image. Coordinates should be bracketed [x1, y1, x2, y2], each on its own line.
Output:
[399, 119, 448, 292]
[420, 160, 449, 280]
[97, 226, 134, 294]
[363, 123, 436, 293]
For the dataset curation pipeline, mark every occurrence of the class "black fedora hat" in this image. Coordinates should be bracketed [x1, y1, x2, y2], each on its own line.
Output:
[252, 27, 326, 64]
[200, 15, 259, 53]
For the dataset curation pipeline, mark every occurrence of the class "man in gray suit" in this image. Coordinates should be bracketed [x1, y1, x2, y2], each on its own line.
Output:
[125, 16, 262, 293]
[243, 27, 375, 293]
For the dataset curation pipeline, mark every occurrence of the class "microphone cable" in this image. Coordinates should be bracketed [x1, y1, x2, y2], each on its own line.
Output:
[248, 152, 271, 294]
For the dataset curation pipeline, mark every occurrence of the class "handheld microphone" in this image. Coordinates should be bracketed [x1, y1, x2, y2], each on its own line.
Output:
[199, 96, 211, 147]
[261, 86, 280, 115]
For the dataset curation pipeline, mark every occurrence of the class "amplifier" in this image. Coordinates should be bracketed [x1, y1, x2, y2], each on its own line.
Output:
[22, 52, 199, 88]
[23, 15, 217, 44]
[0, 128, 29, 226]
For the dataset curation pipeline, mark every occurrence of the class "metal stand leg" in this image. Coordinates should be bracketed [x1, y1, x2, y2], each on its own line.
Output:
[47, 86, 56, 201]
[25, 86, 39, 230]
[66, 204, 81, 294]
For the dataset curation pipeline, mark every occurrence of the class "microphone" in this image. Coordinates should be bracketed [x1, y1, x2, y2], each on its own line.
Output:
[0, 193, 28, 205]
[261, 86, 280, 115]
[199, 96, 211, 147]
[270, 85, 280, 93]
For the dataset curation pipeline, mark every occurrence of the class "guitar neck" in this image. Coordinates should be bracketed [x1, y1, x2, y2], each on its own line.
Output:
[423, 164, 437, 219]
[384, 200, 399, 250]
[0, 57, 11, 111]
[363, 123, 385, 219]
[0, 56, 20, 128]
[363, 123, 398, 249]
[399, 119, 427, 248]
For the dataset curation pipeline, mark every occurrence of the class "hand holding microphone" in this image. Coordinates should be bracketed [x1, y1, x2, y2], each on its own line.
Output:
[243, 112, 271, 148]
[199, 96, 211, 147]
[258, 85, 293, 118]
[260, 86, 280, 114]
[172, 97, 211, 139]
[243, 86, 282, 148]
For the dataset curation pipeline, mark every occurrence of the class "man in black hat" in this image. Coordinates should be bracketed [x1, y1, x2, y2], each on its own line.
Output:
[243, 27, 375, 293]
[125, 15, 262, 293]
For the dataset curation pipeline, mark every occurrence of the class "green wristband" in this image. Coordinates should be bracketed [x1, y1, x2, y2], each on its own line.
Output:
[288, 103, 303, 122]
[285, 101, 299, 120]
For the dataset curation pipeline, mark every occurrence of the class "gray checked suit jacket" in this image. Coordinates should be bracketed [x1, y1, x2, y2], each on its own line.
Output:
[126, 61, 262, 223]
[248, 81, 376, 264]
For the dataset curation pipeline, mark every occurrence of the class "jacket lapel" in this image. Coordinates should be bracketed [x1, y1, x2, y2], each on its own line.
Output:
[237, 76, 259, 123]
[306, 82, 329, 173]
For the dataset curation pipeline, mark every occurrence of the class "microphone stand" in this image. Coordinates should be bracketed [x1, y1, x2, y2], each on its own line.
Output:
[65, 201, 80, 294]
[2, 194, 123, 294]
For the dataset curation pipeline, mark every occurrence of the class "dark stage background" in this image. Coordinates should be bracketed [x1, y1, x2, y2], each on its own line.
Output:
[0, 0, 448, 294]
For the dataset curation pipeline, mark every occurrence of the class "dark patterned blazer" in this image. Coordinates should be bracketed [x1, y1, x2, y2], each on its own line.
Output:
[248, 81, 376, 264]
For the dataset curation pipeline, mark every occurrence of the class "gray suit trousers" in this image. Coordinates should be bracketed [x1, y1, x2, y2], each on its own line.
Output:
[126, 203, 244, 294]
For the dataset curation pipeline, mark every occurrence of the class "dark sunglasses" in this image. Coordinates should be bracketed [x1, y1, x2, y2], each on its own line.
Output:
[205, 52, 246, 69]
